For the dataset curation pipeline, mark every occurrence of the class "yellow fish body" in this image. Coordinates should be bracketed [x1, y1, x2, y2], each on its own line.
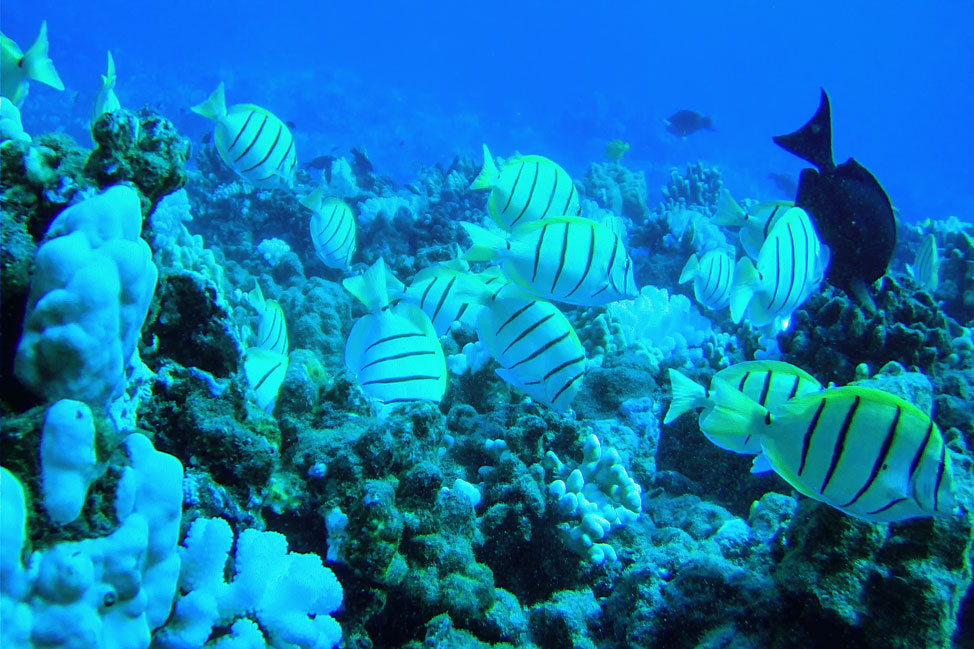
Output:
[605, 139, 630, 162]
[471, 144, 580, 230]
[192, 82, 296, 189]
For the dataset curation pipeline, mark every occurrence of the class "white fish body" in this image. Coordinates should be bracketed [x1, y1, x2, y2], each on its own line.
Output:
[729, 207, 828, 329]
[244, 281, 289, 412]
[344, 259, 446, 409]
[1, 21, 64, 107]
[191, 82, 296, 189]
[304, 190, 356, 271]
[401, 259, 486, 336]
[470, 143, 580, 230]
[476, 279, 585, 412]
[0, 97, 30, 142]
[461, 216, 637, 307]
[679, 248, 734, 311]
[906, 233, 940, 292]
[713, 189, 793, 259]
[91, 50, 121, 130]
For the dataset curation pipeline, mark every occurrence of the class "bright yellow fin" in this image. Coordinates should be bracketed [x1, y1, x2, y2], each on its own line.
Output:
[470, 143, 499, 190]
[713, 189, 746, 227]
[678, 254, 699, 285]
[191, 82, 227, 121]
[460, 222, 504, 263]
[343, 258, 396, 311]
[22, 21, 64, 92]
[663, 369, 708, 424]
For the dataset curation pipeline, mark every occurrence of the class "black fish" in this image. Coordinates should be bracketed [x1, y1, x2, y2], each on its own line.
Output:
[665, 109, 714, 137]
[304, 155, 336, 170]
[350, 147, 374, 174]
[773, 88, 896, 310]
[767, 172, 797, 197]
[286, 120, 296, 129]
[201, 131, 212, 145]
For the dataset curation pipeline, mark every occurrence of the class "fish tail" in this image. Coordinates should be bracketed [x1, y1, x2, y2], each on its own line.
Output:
[343, 258, 395, 311]
[772, 88, 835, 172]
[470, 143, 498, 190]
[103, 51, 116, 86]
[247, 280, 266, 313]
[191, 82, 227, 121]
[663, 369, 708, 424]
[729, 257, 759, 324]
[678, 254, 700, 284]
[22, 21, 64, 91]
[712, 189, 746, 227]
[699, 378, 769, 439]
[300, 181, 327, 212]
[460, 222, 503, 263]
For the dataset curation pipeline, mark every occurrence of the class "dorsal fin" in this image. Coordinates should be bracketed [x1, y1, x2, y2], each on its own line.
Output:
[773, 88, 835, 173]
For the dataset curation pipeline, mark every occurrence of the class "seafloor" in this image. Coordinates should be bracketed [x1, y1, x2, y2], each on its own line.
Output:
[1, 107, 973, 649]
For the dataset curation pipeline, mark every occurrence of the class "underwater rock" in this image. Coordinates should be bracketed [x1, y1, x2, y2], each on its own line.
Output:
[659, 161, 723, 215]
[86, 108, 190, 215]
[581, 161, 650, 223]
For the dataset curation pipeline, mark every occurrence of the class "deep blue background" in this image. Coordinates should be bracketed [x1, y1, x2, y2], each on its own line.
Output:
[5, 1, 972, 221]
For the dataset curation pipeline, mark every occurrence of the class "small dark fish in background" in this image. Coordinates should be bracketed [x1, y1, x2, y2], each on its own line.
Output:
[350, 147, 374, 174]
[665, 109, 714, 137]
[201, 131, 212, 144]
[286, 120, 296, 129]
[773, 88, 896, 311]
[304, 155, 336, 170]
[768, 172, 798, 197]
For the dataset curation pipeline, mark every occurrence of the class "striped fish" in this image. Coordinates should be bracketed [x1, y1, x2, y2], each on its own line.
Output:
[665, 360, 822, 454]
[470, 144, 580, 230]
[729, 207, 829, 329]
[344, 259, 446, 410]
[244, 282, 289, 413]
[679, 249, 734, 311]
[906, 233, 940, 292]
[461, 216, 637, 307]
[191, 82, 296, 189]
[702, 383, 958, 522]
[475, 278, 585, 412]
[90, 51, 120, 131]
[1, 21, 64, 107]
[401, 259, 486, 336]
[303, 188, 356, 271]
[714, 189, 793, 260]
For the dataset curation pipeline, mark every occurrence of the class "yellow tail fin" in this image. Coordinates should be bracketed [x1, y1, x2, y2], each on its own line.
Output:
[23, 21, 64, 91]
[713, 189, 746, 227]
[460, 222, 504, 263]
[470, 143, 499, 190]
[729, 257, 759, 324]
[191, 82, 227, 121]
[678, 254, 700, 285]
[663, 369, 708, 424]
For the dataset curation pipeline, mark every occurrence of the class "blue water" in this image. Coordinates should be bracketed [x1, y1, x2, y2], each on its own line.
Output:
[6, 0, 973, 221]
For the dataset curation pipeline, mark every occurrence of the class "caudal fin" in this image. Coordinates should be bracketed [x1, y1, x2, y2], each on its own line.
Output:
[663, 369, 708, 424]
[678, 254, 699, 285]
[698, 379, 769, 439]
[713, 189, 746, 227]
[22, 21, 64, 91]
[459, 222, 504, 263]
[729, 257, 760, 324]
[191, 82, 227, 121]
[772, 88, 835, 172]
[470, 143, 499, 190]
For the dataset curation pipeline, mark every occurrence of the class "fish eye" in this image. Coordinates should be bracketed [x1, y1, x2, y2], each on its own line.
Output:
[102, 591, 117, 608]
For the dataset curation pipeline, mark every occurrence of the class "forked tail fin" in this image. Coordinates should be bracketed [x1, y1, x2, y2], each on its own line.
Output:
[772, 88, 835, 173]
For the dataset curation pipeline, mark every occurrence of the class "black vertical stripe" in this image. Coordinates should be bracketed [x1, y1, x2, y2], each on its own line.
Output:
[867, 497, 907, 517]
[364, 332, 425, 353]
[501, 162, 526, 214]
[542, 355, 585, 381]
[768, 237, 783, 310]
[797, 211, 813, 298]
[778, 223, 799, 313]
[842, 405, 901, 508]
[419, 276, 438, 310]
[316, 204, 339, 240]
[799, 398, 828, 476]
[254, 360, 284, 392]
[563, 183, 576, 215]
[907, 421, 934, 484]
[234, 114, 268, 162]
[539, 166, 559, 219]
[787, 374, 802, 399]
[564, 223, 595, 298]
[762, 205, 780, 240]
[552, 371, 585, 406]
[550, 223, 571, 293]
[933, 442, 946, 511]
[758, 372, 773, 406]
[228, 111, 255, 152]
[320, 208, 347, 248]
[242, 124, 283, 173]
[275, 135, 294, 171]
[820, 396, 860, 494]
[503, 313, 554, 355]
[431, 276, 456, 323]
[511, 162, 540, 226]
[532, 224, 548, 282]
[496, 301, 534, 336]
[360, 349, 435, 370]
[510, 331, 570, 369]
[737, 372, 750, 392]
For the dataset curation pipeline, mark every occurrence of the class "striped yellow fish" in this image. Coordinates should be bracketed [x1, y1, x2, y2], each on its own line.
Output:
[679, 248, 734, 311]
[906, 233, 940, 292]
[344, 259, 446, 411]
[729, 207, 829, 329]
[665, 361, 822, 454]
[244, 282, 289, 413]
[475, 277, 585, 412]
[701, 383, 958, 522]
[461, 216, 637, 307]
[191, 82, 296, 189]
[1, 21, 64, 107]
[714, 189, 793, 260]
[401, 258, 485, 337]
[302, 185, 356, 271]
[471, 144, 580, 230]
